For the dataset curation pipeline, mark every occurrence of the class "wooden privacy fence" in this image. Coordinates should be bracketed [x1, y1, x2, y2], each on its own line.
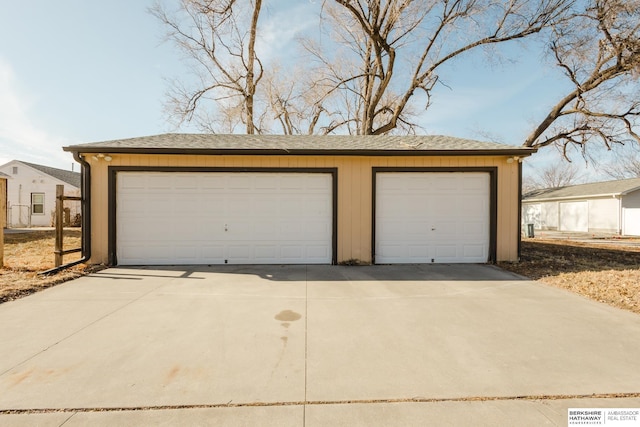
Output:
[54, 185, 82, 267]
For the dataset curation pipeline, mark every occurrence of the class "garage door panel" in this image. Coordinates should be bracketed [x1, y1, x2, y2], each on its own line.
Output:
[435, 245, 457, 258]
[118, 194, 148, 212]
[377, 222, 408, 240]
[280, 179, 306, 190]
[378, 175, 406, 191]
[173, 245, 199, 261]
[433, 221, 457, 236]
[198, 175, 225, 189]
[376, 172, 490, 264]
[227, 245, 252, 260]
[254, 245, 279, 260]
[559, 201, 588, 232]
[307, 245, 331, 259]
[117, 172, 333, 265]
[296, 221, 327, 236]
[463, 221, 486, 235]
[254, 175, 280, 189]
[118, 176, 145, 190]
[409, 245, 429, 258]
[624, 208, 640, 236]
[202, 245, 225, 261]
[463, 245, 485, 258]
[461, 176, 487, 191]
[173, 175, 199, 190]
[433, 199, 458, 216]
[227, 175, 252, 190]
[134, 245, 172, 262]
[226, 198, 257, 216]
[377, 244, 403, 259]
[278, 198, 305, 212]
[432, 177, 458, 192]
[251, 225, 279, 239]
[173, 193, 201, 205]
[146, 175, 174, 190]
[407, 225, 430, 240]
[305, 174, 331, 190]
[279, 245, 303, 259]
[306, 195, 331, 212]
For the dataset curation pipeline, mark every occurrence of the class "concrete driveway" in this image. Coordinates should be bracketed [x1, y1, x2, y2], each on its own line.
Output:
[1, 265, 639, 426]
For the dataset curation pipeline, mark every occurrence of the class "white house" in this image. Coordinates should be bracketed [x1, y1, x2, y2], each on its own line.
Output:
[0, 160, 81, 227]
[522, 178, 640, 236]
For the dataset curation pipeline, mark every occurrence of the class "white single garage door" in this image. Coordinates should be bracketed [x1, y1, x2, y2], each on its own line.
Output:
[116, 172, 333, 265]
[375, 172, 490, 263]
[623, 208, 640, 236]
[559, 201, 588, 232]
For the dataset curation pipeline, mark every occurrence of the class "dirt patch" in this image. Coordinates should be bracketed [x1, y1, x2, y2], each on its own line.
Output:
[1, 229, 101, 304]
[499, 239, 640, 315]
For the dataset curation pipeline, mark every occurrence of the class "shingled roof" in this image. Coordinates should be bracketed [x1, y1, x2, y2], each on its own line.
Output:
[21, 161, 81, 188]
[524, 177, 640, 201]
[64, 133, 535, 156]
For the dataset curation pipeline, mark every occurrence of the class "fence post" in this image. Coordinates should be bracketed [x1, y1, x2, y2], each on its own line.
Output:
[55, 185, 64, 267]
[1, 225, 3, 269]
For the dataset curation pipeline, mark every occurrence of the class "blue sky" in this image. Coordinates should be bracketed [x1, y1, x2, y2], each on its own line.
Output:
[0, 0, 608, 179]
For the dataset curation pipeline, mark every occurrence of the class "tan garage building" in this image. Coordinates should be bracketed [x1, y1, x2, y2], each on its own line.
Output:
[63, 134, 535, 266]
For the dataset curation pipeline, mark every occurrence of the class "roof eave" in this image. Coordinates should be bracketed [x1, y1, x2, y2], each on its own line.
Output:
[523, 193, 622, 202]
[620, 186, 640, 196]
[63, 147, 537, 157]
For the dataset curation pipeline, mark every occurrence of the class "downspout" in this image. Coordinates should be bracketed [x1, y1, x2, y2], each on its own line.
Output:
[517, 160, 523, 261]
[41, 152, 91, 275]
[618, 195, 623, 236]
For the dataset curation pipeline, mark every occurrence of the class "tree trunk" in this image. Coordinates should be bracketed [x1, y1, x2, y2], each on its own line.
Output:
[245, 0, 262, 134]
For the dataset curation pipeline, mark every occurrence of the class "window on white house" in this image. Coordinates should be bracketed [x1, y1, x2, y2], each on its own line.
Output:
[31, 193, 44, 215]
[12, 166, 18, 174]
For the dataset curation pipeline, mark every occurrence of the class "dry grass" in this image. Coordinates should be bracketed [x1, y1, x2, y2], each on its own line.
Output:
[1, 229, 100, 303]
[499, 239, 640, 315]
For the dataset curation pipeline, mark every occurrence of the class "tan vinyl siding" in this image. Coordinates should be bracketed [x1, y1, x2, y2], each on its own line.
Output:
[84, 154, 522, 264]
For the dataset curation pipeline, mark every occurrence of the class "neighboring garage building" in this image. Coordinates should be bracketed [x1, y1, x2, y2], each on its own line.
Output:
[522, 178, 640, 236]
[63, 134, 535, 266]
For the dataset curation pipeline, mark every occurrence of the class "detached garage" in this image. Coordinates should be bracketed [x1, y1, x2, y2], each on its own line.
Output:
[522, 178, 640, 236]
[64, 134, 535, 265]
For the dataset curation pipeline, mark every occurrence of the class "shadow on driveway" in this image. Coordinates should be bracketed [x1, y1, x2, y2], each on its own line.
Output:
[92, 263, 527, 282]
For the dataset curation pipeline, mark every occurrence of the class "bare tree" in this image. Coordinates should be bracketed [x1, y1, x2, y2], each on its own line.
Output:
[524, 159, 585, 193]
[524, 0, 640, 154]
[150, 0, 264, 134]
[262, 64, 328, 135]
[300, 0, 573, 135]
[604, 153, 640, 179]
[152, 0, 639, 147]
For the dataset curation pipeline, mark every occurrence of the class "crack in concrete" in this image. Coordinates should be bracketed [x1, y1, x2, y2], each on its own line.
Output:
[303, 265, 309, 427]
[2, 392, 640, 415]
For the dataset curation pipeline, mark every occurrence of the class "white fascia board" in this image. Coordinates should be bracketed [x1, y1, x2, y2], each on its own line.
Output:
[524, 193, 622, 203]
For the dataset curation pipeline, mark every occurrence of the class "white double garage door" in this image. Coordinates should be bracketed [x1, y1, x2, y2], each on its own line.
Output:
[115, 171, 491, 265]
